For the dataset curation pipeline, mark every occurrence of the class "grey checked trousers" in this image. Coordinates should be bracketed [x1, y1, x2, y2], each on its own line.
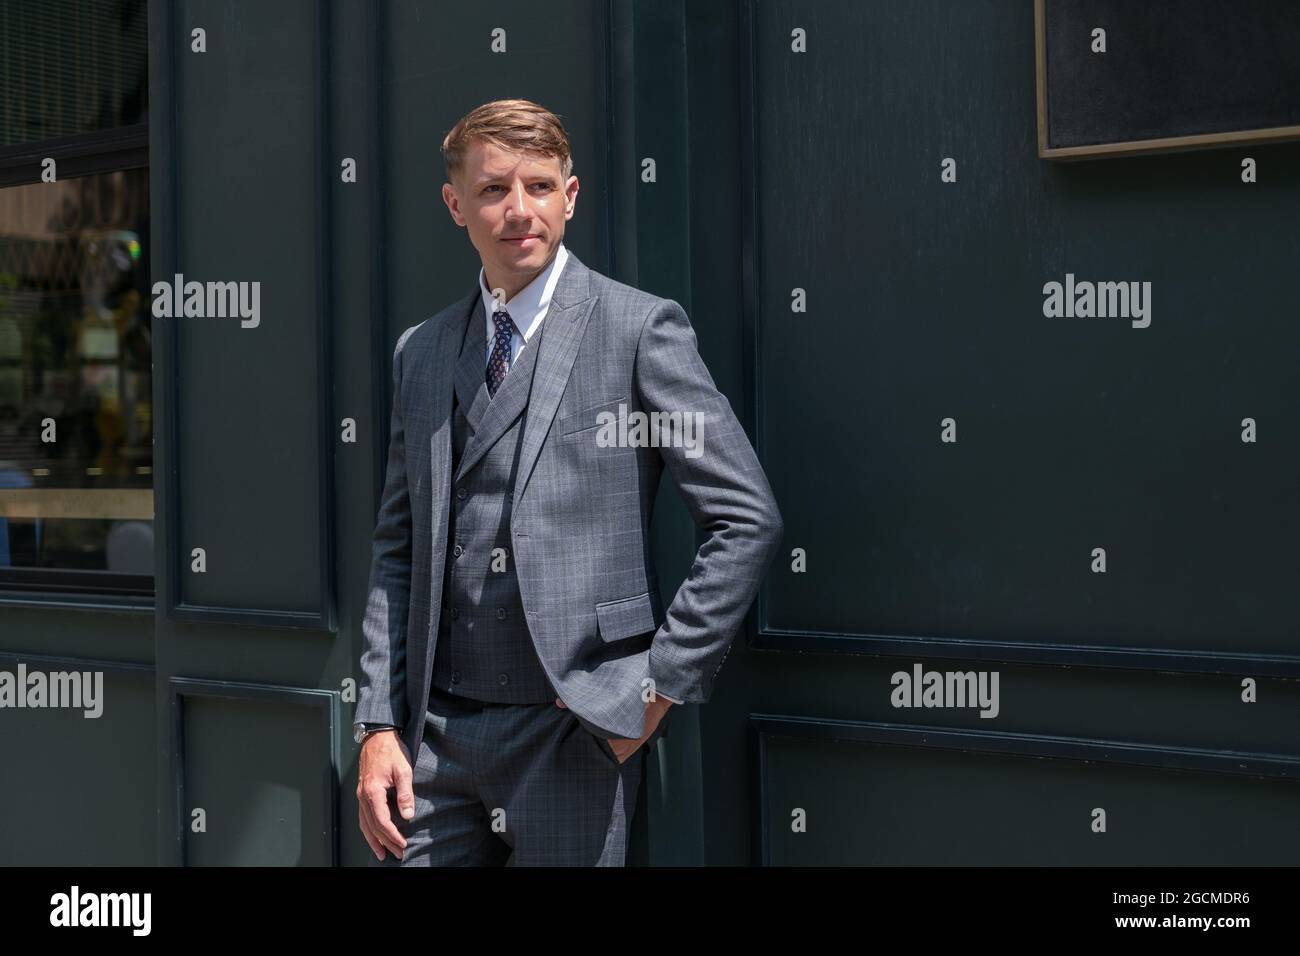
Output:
[372, 685, 660, 866]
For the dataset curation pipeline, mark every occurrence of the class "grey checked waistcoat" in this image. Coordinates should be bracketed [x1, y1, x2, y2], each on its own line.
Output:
[428, 310, 558, 705]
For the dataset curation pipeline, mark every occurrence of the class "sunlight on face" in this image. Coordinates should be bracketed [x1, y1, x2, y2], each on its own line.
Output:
[442, 140, 579, 301]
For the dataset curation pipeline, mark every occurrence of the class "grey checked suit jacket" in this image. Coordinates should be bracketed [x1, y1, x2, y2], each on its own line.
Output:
[356, 250, 784, 754]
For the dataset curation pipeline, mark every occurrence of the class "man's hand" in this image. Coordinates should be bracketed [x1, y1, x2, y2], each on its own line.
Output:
[357, 730, 414, 861]
[554, 695, 673, 764]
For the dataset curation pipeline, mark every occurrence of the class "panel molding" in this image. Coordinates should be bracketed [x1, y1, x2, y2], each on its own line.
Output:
[0, 650, 152, 677]
[367, 0, 388, 523]
[748, 712, 1300, 866]
[157, 0, 337, 631]
[168, 676, 341, 866]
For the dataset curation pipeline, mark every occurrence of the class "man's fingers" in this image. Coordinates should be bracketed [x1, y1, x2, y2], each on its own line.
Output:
[365, 782, 408, 854]
[358, 796, 397, 858]
[358, 798, 388, 860]
[395, 764, 416, 821]
[357, 809, 385, 861]
[363, 797, 404, 858]
[610, 734, 650, 764]
[555, 697, 567, 709]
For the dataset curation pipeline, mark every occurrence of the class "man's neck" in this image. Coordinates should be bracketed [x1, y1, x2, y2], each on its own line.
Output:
[483, 252, 555, 304]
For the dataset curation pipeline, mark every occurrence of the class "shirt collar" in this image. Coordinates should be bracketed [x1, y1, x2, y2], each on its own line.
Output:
[478, 242, 570, 343]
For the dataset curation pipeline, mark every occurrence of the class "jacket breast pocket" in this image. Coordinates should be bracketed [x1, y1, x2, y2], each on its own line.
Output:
[594, 590, 658, 643]
[558, 396, 628, 440]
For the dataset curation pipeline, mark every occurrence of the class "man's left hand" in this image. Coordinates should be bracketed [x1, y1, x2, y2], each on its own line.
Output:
[555, 694, 673, 764]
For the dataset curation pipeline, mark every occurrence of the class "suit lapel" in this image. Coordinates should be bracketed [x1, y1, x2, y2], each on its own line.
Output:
[452, 296, 489, 434]
[512, 252, 597, 512]
[414, 288, 473, 739]
[430, 285, 478, 502]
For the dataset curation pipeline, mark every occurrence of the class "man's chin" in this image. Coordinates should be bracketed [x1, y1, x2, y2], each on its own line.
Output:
[500, 242, 552, 267]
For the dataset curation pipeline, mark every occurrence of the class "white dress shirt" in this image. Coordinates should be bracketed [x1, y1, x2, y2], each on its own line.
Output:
[478, 241, 569, 369]
[474, 241, 681, 708]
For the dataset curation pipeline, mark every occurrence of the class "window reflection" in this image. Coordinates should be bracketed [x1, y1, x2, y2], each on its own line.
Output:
[0, 0, 148, 146]
[0, 168, 152, 581]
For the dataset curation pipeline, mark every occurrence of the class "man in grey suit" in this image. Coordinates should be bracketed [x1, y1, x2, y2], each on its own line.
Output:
[355, 99, 783, 866]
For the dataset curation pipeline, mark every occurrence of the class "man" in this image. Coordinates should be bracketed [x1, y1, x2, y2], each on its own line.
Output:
[355, 99, 783, 866]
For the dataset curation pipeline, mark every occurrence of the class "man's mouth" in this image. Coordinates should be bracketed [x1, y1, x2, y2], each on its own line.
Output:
[502, 235, 540, 245]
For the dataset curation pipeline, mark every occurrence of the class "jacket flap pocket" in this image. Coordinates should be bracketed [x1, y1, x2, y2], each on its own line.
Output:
[558, 396, 628, 438]
[595, 591, 657, 642]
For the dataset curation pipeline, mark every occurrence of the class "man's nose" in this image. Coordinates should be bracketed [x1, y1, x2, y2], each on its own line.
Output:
[507, 181, 529, 217]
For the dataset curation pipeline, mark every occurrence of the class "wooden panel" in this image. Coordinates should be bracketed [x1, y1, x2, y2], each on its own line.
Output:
[745, 0, 1300, 674]
[756, 719, 1300, 865]
[0, 662, 155, 864]
[171, 678, 339, 866]
[165, 0, 335, 628]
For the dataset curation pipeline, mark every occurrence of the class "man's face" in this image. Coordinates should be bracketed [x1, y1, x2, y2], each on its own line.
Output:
[442, 140, 578, 300]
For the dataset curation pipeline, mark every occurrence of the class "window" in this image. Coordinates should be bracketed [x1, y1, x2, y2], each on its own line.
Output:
[0, 0, 151, 597]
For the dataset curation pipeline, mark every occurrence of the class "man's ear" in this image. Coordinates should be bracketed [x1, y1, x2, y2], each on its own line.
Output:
[442, 182, 464, 225]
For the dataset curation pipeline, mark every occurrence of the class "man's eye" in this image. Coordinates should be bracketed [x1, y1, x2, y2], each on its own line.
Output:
[483, 183, 551, 195]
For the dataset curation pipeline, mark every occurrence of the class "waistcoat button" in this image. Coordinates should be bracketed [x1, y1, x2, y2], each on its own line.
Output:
[496, 673, 509, 686]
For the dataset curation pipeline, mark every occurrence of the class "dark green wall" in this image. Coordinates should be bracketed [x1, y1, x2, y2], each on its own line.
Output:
[713, 0, 1300, 864]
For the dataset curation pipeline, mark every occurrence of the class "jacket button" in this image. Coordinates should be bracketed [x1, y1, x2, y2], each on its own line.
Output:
[449, 607, 459, 620]
[456, 487, 467, 500]
[496, 673, 509, 686]
[451, 671, 461, 683]
[496, 607, 507, 620]
[453, 544, 463, 557]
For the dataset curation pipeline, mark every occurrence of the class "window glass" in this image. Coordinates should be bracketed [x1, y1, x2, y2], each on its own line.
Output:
[0, 168, 152, 582]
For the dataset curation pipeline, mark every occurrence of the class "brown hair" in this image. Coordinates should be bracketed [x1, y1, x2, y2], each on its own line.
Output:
[441, 99, 573, 187]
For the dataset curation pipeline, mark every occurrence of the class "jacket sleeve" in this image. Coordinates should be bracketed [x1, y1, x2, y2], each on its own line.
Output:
[356, 326, 419, 729]
[634, 298, 784, 704]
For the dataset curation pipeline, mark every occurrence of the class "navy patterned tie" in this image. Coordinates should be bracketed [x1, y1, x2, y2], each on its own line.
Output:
[486, 308, 515, 398]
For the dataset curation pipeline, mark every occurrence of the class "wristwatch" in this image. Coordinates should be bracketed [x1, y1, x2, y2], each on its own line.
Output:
[353, 721, 396, 745]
